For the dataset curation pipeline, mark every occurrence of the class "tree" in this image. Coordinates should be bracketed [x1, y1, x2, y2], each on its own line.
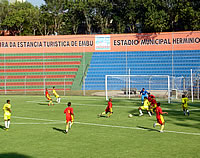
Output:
[1, 2, 36, 35]
[0, 0, 9, 30]
[94, 0, 113, 34]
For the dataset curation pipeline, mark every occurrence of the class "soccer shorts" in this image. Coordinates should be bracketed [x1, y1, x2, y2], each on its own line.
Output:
[157, 115, 165, 125]
[55, 94, 59, 98]
[182, 104, 188, 110]
[66, 116, 72, 123]
[46, 95, 52, 100]
[141, 94, 148, 101]
[105, 108, 112, 113]
[140, 106, 149, 111]
[152, 104, 157, 110]
[4, 114, 11, 120]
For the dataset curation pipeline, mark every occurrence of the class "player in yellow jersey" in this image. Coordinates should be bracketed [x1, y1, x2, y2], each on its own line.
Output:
[182, 95, 189, 116]
[3, 100, 12, 131]
[138, 97, 152, 117]
[53, 87, 61, 103]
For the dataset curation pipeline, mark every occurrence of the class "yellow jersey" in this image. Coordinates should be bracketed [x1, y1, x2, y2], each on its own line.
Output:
[3, 103, 11, 115]
[143, 99, 150, 108]
[53, 89, 59, 98]
[182, 97, 189, 107]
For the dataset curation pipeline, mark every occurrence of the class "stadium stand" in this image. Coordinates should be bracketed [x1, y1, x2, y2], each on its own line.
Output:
[85, 50, 200, 90]
[0, 52, 83, 92]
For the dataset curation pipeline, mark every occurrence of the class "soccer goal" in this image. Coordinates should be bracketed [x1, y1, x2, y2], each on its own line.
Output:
[105, 75, 171, 103]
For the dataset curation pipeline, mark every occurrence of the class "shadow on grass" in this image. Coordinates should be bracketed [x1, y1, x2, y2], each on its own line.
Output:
[98, 115, 107, 118]
[0, 125, 5, 130]
[52, 127, 66, 134]
[38, 103, 48, 106]
[0, 153, 32, 158]
[137, 126, 159, 132]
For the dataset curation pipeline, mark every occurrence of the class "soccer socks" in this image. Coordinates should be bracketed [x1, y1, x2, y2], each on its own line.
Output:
[70, 121, 73, 128]
[7, 120, 10, 128]
[101, 112, 106, 115]
[148, 111, 152, 117]
[58, 98, 61, 103]
[107, 112, 112, 117]
[4, 121, 8, 128]
[183, 109, 186, 115]
[153, 123, 160, 127]
[66, 124, 69, 133]
[160, 125, 165, 132]
[139, 109, 143, 116]
[186, 110, 190, 116]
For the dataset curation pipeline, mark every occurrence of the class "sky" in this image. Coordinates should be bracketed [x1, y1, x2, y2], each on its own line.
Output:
[27, 0, 45, 6]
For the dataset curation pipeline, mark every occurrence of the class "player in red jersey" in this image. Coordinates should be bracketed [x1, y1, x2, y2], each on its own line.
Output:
[45, 88, 54, 106]
[98, 98, 113, 118]
[64, 102, 74, 133]
[148, 93, 155, 102]
[153, 102, 168, 133]
[149, 95, 157, 114]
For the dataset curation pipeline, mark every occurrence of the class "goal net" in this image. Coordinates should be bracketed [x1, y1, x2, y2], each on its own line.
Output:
[105, 75, 171, 103]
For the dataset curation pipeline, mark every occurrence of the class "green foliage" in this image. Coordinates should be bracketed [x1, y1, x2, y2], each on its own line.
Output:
[0, 0, 200, 35]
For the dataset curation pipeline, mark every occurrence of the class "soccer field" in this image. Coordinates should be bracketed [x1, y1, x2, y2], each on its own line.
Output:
[0, 95, 200, 158]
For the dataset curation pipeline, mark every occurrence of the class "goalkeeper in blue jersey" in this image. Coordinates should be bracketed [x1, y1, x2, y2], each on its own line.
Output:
[140, 88, 149, 104]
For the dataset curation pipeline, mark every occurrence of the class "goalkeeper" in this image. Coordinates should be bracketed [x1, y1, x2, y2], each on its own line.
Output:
[140, 88, 149, 104]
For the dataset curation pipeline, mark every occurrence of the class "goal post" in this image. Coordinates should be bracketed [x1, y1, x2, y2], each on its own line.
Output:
[105, 75, 171, 103]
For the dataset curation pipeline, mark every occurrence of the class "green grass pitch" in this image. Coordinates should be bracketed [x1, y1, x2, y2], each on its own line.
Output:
[0, 95, 199, 158]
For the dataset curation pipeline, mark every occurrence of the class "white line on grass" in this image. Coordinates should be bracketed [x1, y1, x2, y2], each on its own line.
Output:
[26, 100, 200, 111]
[8, 115, 200, 136]
[11, 116, 62, 122]
[12, 122, 63, 125]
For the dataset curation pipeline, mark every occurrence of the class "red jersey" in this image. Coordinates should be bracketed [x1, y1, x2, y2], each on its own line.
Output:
[45, 90, 49, 97]
[148, 94, 155, 101]
[155, 106, 163, 119]
[150, 99, 157, 107]
[105, 101, 112, 112]
[64, 107, 74, 120]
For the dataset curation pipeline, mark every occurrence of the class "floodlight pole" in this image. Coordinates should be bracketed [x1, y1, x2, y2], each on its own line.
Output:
[191, 69, 193, 102]
[129, 69, 131, 99]
[168, 75, 170, 103]
[105, 75, 108, 100]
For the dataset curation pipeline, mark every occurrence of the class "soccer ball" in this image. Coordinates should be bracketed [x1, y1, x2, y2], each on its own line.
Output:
[128, 114, 133, 118]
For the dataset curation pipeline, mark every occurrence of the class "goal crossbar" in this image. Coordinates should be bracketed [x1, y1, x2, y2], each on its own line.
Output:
[105, 75, 171, 103]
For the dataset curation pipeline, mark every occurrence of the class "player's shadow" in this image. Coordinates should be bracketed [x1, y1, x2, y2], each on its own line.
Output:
[0, 125, 5, 130]
[98, 115, 107, 118]
[38, 101, 50, 106]
[38, 103, 48, 106]
[137, 126, 159, 132]
[52, 127, 66, 134]
[0, 153, 32, 158]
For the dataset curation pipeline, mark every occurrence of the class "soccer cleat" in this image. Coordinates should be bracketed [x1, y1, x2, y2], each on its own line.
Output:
[160, 130, 164, 133]
[97, 114, 101, 117]
[153, 123, 156, 128]
[5, 128, 8, 131]
[139, 114, 143, 116]
[65, 130, 68, 134]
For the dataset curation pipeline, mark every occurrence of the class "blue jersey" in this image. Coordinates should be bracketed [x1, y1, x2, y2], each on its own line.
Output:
[140, 90, 149, 95]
